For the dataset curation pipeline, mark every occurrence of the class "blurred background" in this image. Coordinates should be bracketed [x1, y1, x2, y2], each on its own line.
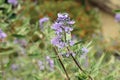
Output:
[0, 0, 120, 80]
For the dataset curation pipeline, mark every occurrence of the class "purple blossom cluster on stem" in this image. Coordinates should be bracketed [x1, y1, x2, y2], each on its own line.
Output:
[51, 13, 93, 80]
[51, 13, 75, 48]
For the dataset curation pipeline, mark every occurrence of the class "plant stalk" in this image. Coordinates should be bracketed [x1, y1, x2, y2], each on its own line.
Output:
[53, 47, 70, 80]
[0, 55, 6, 80]
[66, 47, 93, 80]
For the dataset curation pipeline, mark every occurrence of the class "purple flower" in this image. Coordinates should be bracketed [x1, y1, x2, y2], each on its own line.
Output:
[0, 29, 7, 39]
[37, 60, 45, 71]
[58, 13, 68, 19]
[46, 56, 54, 71]
[51, 36, 61, 46]
[69, 40, 75, 46]
[49, 59, 54, 68]
[67, 21, 75, 25]
[14, 38, 27, 47]
[81, 47, 89, 54]
[64, 27, 73, 34]
[66, 51, 76, 57]
[51, 22, 63, 35]
[8, 0, 18, 6]
[66, 53, 70, 57]
[51, 13, 75, 48]
[51, 36, 66, 48]
[46, 56, 50, 61]
[58, 42, 66, 48]
[39, 17, 49, 29]
[11, 64, 18, 70]
[81, 47, 89, 59]
[57, 13, 70, 23]
[115, 13, 120, 22]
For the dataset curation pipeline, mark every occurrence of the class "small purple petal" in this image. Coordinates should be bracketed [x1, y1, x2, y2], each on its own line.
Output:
[51, 36, 61, 46]
[51, 22, 63, 34]
[115, 13, 120, 22]
[64, 27, 73, 34]
[66, 53, 70, 57]
[67, 21, 75, 25]
[11, 64, 18, 70]
[49, 59, 54, 68]
[0, 29, 7, 39]
[58, 13, 68, 19]
[69, 40, 74, 46]
[39, 17, 49, 24]
[39, 17, 49, 29]
[46, 56, 50, 60]
[38, 60, 45, 71]
[58, 42, 66, 48]
[81, 47, 89, 54]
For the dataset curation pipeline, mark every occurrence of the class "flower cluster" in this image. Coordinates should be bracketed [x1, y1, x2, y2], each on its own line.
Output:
[51, 13, 75, 48]
[0, 29, 7, 40]
[37, 56, 54, 71]
[46, 56, 54, 71]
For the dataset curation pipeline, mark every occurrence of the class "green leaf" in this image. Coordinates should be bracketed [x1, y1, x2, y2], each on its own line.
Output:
[12, 34, 25, 38]
[66, 33, 71, 41]
[74, 41, 83, 46]
[91, 53, 106, 77]
[76, 73, 87, 80]
[0, 0, 5, 5]
[114, 10, 120, 13]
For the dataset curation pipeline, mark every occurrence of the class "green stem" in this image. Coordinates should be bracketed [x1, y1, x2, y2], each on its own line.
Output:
[0, 55, 6, 80]
[66, 47, 93, 80]
[53, 47, 70, 80]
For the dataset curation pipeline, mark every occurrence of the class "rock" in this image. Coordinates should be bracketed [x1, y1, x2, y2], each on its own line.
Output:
[89, 0, 120, 15]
